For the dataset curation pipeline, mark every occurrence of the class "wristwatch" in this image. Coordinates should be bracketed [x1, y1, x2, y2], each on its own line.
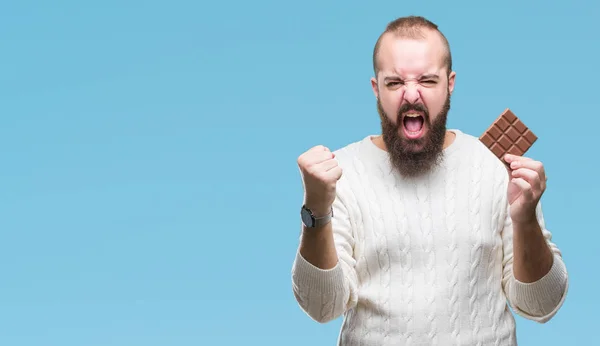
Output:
[301, 205, 333, 228]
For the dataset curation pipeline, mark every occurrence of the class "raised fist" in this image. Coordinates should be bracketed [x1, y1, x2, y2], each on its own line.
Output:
[297, 145, 343, 216]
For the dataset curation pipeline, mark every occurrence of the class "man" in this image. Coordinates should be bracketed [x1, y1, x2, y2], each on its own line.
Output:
[291, 15, 568, 345]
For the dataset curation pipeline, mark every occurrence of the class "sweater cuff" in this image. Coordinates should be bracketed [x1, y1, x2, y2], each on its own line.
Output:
[511, 254, 568, 318]
[292, 251, 346, 295]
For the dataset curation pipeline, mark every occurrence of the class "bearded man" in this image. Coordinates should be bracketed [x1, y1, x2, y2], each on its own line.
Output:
[291, 15, 568, 346]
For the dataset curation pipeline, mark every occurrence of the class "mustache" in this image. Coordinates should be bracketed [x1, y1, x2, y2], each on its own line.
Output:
[397, 103, 429, 119]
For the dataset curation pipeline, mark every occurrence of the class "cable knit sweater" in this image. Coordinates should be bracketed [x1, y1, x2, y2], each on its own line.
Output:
[291, 129, 568, 346]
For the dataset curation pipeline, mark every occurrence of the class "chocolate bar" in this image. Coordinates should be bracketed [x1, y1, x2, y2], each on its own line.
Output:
[479, 108, 537, 160]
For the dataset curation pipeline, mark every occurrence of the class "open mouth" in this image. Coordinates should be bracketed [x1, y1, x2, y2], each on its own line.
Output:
[402, 112, 425, 139]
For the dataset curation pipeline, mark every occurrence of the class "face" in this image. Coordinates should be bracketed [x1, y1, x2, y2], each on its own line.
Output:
[371, 30, 456, 177]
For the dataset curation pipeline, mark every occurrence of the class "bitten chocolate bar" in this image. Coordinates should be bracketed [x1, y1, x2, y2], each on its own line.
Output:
[479, 108, 538, 159]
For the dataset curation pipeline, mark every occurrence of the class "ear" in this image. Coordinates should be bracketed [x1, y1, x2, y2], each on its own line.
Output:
[371, 77, 379, 98]
[447, 71, 456, 95]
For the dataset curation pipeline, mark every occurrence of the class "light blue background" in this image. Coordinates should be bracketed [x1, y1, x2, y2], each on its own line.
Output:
[1, 0, 598, 345]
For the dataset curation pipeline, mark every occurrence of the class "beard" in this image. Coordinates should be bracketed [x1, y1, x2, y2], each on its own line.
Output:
[377, 90, 451, 177]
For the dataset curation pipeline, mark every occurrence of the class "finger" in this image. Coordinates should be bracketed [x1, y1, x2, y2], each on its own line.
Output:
[504, 153, 533, 163]
[311, 150, 336, 166]
[324, 166, 343, 181]
[511, 177, 535, 201]
[510, 160, 546, 187]
[299, 145, 329, 160]
[511, 167, 541, 187]
[299, 149, 334, 167]
[511, 169, 541, 198]
[315, 157, 339, 172]
[510, 159, 544, 173]
[308, 145, 330, 153]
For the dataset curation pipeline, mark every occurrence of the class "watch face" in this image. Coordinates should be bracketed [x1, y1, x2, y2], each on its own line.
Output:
[301, 207, 313, 227]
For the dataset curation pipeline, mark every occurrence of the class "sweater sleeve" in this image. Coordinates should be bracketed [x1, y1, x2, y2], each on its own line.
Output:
[500, 200, 569, 323]
[291, 191, 359, 323]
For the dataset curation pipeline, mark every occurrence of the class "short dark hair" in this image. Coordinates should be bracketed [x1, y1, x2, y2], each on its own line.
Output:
[372, 16, 452, 77]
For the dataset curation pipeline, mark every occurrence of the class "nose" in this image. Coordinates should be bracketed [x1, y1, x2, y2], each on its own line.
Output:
[402, 83, 421, 104]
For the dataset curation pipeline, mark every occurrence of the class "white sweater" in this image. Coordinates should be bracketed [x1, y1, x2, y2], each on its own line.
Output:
[291, 129, 568, 346]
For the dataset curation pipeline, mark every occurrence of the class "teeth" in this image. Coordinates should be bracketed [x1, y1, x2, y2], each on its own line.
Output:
[405, 113, 421, 117]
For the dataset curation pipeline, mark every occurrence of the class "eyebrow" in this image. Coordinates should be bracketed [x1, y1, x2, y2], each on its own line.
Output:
[419, 74, 440, 80]
[383, 74, 440, 83]
[383, 76, 401, 83]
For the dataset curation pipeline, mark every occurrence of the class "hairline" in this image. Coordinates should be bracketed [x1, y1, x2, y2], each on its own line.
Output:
[372, 18, 453, 79]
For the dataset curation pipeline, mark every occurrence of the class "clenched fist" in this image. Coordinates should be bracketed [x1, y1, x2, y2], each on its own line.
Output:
[297, 145, 343, 217]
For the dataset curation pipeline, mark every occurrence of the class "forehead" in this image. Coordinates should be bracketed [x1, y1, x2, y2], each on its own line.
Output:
[377, 31, 446, 77]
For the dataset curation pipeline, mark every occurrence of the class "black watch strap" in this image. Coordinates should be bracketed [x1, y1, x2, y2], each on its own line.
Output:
[301, 205, 333, 228]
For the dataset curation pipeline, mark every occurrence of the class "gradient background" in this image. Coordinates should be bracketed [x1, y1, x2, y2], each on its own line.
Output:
[1, 0, 598, 345]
